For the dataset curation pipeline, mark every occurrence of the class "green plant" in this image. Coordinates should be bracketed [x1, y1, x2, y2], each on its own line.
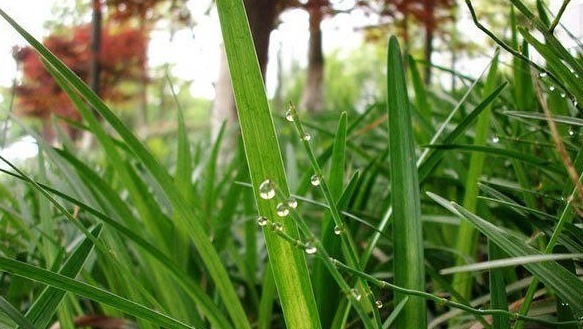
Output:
[0, 0, 582, 328]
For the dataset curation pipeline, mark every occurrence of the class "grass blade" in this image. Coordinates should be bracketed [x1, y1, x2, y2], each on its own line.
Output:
[215, 1, 321, 328]
[24, 225, 102, 329]
[428, 192, 583, 319]
[0, 296, 35, 329]
[386, 35, 426, 328]
[0, 257, 196, 329]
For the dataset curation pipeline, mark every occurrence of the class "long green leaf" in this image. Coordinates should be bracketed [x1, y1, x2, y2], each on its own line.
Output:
[215, 1, 321, 328]
[23, 225, 102, 329]
[0, 296, 35, 329]
[387, 35, 426, 329]
[0, 257, 196, 329]
[428, 192, 583, 319]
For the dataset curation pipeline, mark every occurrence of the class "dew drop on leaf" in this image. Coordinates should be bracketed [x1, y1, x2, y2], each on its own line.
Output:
[286, 198, 298, 209]
[305, 243, 317, 255]
[259, 179, 275, 200]
[257, 216, 268, 226]
[310, 174, 321, 186]
[301, 133, 312, 142]
[276, 203, 290, 217]
[285, 110, 294, 122]
[350, 289, 362, 301]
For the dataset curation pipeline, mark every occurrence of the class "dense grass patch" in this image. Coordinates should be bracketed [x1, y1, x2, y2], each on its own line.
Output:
[0, 0, 582, 328]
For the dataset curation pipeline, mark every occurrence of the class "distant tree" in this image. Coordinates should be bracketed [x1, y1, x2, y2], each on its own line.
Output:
[13, 25, 147, 141]
[360, 0, 456, 84]
[300, 0, 327, 113]
[105, 0, 192, 129]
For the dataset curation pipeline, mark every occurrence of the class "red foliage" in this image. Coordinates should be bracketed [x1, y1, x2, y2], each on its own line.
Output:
[13, 24, 147, 122]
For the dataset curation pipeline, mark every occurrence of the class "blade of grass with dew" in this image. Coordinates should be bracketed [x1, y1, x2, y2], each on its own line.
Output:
[0, 257, 196, 329]
[427, 192, 583, 319]
[285, 105, 379, 328]
[23, 225, 102, 329]
[452, 50, 499, 300]
[0, 10, 251, 327]
[214, 1, 321, 328]
[386, 35, 426, 329]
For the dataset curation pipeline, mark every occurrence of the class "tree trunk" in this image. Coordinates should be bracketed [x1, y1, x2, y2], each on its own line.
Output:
[300, 3, 325, 113]
[423, 0, 435, 85]
[89, 0, 102, 96]
[80, 0, 102, 147]
[211, 0, 279, 139]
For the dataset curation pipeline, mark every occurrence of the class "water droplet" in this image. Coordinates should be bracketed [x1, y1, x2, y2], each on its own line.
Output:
[276, 203, 290, 217]
[539, 72, 547, 78]
[574, 101, 578, 107]
[310, 174, 321, 186]
[375, 300, 383, 308]
[492, 135, 500, 144]
[305, 243, 317, 254]
[259, 180, 275, 200]
[301, 133, 312, 142]
[570, 68, 575, 73]
[568, 127, 575, 136]
[285, 109, 294, 122]
[350, 289, 362, 301]
[549, 85, 556, 92]
[286, 198, 298, 209]
[257, 216, 268, 226]
[333, 225, 342, 235]
[561, 93, 566, 98]
[272, 222, 283, 232]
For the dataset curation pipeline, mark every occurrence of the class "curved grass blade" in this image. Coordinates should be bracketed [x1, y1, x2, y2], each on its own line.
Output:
[0, 257, 196, 329]
[504, 111, 583, 127]
[215, 1, 321, 328]
[386, 36, 426, 329]
[23, 225, 102, 329]
[0, 296, 35, 329]
[428, 192, 583, 319]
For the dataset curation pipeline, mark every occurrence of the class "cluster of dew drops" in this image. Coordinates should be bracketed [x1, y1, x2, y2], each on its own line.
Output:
[255, 107, 388, 310]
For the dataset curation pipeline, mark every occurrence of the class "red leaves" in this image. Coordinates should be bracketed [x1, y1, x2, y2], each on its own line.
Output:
[14, 24, 147, 122]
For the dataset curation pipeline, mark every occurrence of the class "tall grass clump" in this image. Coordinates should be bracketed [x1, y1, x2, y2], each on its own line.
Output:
[0, 0, 582, 328]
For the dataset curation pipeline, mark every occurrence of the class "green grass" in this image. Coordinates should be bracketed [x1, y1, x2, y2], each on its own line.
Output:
[0, 0, 582, 328]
